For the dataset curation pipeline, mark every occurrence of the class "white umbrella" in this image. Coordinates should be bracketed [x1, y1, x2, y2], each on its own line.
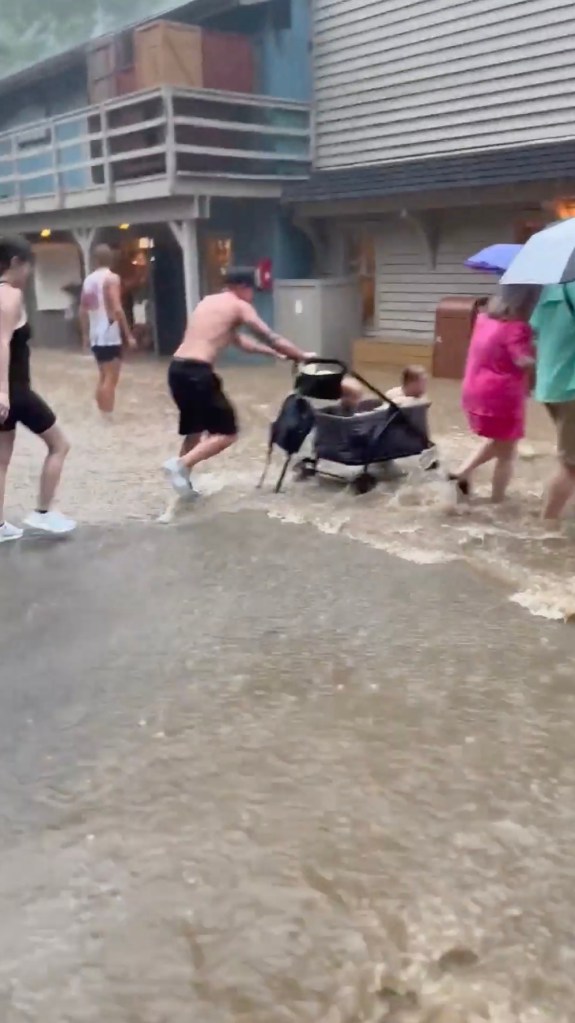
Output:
[501, 217, 575, 285]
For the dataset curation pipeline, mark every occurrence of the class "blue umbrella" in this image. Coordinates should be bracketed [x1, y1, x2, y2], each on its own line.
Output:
[465, 243, 522, 275]
[500, 218, 575, 285]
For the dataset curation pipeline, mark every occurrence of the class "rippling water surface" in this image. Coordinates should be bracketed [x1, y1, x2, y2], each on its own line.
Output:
[10, 350, 573, 618]
[2, 351, 575, 1023]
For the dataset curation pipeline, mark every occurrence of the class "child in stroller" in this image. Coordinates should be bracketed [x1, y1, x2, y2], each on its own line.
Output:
[262, 359, 436, 494]
[338, 364, 428, 413]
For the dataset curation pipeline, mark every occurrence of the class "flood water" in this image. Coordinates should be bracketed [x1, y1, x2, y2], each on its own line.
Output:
[3, 350, 575, 1023]
[8, 349, 575, 620]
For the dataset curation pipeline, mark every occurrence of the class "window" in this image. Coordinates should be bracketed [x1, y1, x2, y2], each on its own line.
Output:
[347, 231, 376, 331]
[202, 235, 233, 295]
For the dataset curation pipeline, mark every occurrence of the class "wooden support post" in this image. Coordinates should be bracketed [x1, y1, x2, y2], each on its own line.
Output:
[72, 227, 97, 275]
[169, 218, 200, 318]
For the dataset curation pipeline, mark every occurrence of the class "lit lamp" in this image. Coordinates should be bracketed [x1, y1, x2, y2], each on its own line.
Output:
[40, 228, 51, 239]
[119, 223, 130, 231]
[554, 200, 575, 220]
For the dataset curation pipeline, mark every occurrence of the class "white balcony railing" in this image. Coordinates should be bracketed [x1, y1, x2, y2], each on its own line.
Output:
[0, 86, 311, 212]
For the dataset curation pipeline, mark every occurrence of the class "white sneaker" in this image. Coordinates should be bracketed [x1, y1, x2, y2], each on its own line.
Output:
[0, 521, 23, 543]
[23, 510, 77, 535]
[162, 457, 196, 496]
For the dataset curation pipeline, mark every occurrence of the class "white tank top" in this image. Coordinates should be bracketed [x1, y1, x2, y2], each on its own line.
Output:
[82, 268, 122, 348]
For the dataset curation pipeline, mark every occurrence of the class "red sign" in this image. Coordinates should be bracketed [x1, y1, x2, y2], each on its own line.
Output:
[255, 258, 273, 291]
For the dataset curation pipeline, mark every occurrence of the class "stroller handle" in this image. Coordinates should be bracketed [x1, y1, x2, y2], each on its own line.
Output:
[301, 356, 348, 370]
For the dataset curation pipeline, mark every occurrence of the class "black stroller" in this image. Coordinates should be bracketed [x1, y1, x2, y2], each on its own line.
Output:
[260, 358, 438, 494]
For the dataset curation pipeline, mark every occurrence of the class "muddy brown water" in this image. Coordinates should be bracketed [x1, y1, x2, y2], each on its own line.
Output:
[6, 350, 574, 619]
[2, 351, 575, 1023]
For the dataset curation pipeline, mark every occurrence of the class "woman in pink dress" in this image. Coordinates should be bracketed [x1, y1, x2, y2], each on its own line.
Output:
[453, 287, 537, 502]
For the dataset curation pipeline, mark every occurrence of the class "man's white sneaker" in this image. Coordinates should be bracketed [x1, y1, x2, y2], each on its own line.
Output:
[23, 510, 77, 535]
[162, 457, 195, 496]
[0, 521, 23, 543]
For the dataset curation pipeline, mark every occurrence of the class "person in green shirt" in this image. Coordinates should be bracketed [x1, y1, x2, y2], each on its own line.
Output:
[531, 282, 575, 521]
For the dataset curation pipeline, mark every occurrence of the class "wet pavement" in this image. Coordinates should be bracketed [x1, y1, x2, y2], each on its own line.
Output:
[2, 351, 575, 1022]
[3, 515, 575, 1023]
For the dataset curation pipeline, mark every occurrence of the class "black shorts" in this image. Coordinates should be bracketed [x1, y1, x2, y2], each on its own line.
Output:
[168, 358, 238, 437]
[93, 345, 122, 364]
[0, 387, 57, 435]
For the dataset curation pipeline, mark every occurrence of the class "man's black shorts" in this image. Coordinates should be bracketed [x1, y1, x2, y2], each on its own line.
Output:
[168, 358, 238, 437]
[0, 387, 56, 435]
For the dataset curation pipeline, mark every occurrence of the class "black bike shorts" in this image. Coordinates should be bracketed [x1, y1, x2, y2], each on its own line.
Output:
[0, 387, 56, 435]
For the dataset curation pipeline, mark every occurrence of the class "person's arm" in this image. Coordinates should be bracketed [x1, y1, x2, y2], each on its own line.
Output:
[0, 290, 21, 421]
[233, 332, 285, 359]
[78, 292, 91, 352]
[237, 300, 308, 362]
[103, 274, 136, 349]
[508, 323, 536, 369]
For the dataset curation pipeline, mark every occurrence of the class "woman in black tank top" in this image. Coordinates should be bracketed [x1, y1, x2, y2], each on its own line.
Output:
[0, 235, 76, 541]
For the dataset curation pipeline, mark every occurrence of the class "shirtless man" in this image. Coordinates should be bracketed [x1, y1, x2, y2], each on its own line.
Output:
[79, 244, 136, 415]
[163, 268, 309, 495]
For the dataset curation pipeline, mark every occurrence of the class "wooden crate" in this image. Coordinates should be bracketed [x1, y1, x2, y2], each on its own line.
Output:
[87, 35, 136, 103]
[202, 30, 255, 93]
[135, 21, 203, 91]
[87, 39, 118, 103]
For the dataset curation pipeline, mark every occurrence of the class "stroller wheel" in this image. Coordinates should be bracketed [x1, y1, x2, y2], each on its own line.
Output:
[353, 471, 377, 495]
[294, 458, 316, 480]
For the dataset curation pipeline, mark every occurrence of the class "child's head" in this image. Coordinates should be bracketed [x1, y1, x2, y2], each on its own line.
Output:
[401, 365, 427, 399]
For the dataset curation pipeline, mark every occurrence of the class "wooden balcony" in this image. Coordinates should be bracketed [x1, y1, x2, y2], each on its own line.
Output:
[0, 86, 311, 216]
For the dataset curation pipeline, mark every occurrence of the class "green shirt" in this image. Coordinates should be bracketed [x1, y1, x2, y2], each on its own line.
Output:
[531, 283, 575, 403]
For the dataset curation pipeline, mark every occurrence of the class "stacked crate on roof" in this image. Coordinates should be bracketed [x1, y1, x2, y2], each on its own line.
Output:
[86, 21, 256, 184]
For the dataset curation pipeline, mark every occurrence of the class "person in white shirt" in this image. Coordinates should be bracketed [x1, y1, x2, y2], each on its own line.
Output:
[79, 245, 136, 415]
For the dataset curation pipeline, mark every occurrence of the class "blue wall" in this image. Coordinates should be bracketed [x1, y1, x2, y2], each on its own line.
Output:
[257, 0, 311, 101]
[202, 196, 313, 362]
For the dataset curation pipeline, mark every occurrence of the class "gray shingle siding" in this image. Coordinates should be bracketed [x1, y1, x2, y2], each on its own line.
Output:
[313, 0, 575, 169]
[283, 138, 575, 204]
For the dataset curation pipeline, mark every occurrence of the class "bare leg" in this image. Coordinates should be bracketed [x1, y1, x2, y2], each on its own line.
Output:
[542, 462, 575, 521]
[96, 359, 122, 413]
[178, 433, 201, 485]
[0, 431, 15, 522]
[180, 433, 201, 460]
[457, 439, 498, 484]
[491, 441, 517, 502]
[180, 433, 237, 470]
[37, 424, 71, 511]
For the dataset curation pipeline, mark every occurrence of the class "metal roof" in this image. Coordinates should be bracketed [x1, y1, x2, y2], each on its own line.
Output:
[282, 139, 575, 206]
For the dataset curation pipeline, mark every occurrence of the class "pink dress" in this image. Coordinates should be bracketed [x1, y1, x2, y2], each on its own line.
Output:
[462, 314, 534, 441]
